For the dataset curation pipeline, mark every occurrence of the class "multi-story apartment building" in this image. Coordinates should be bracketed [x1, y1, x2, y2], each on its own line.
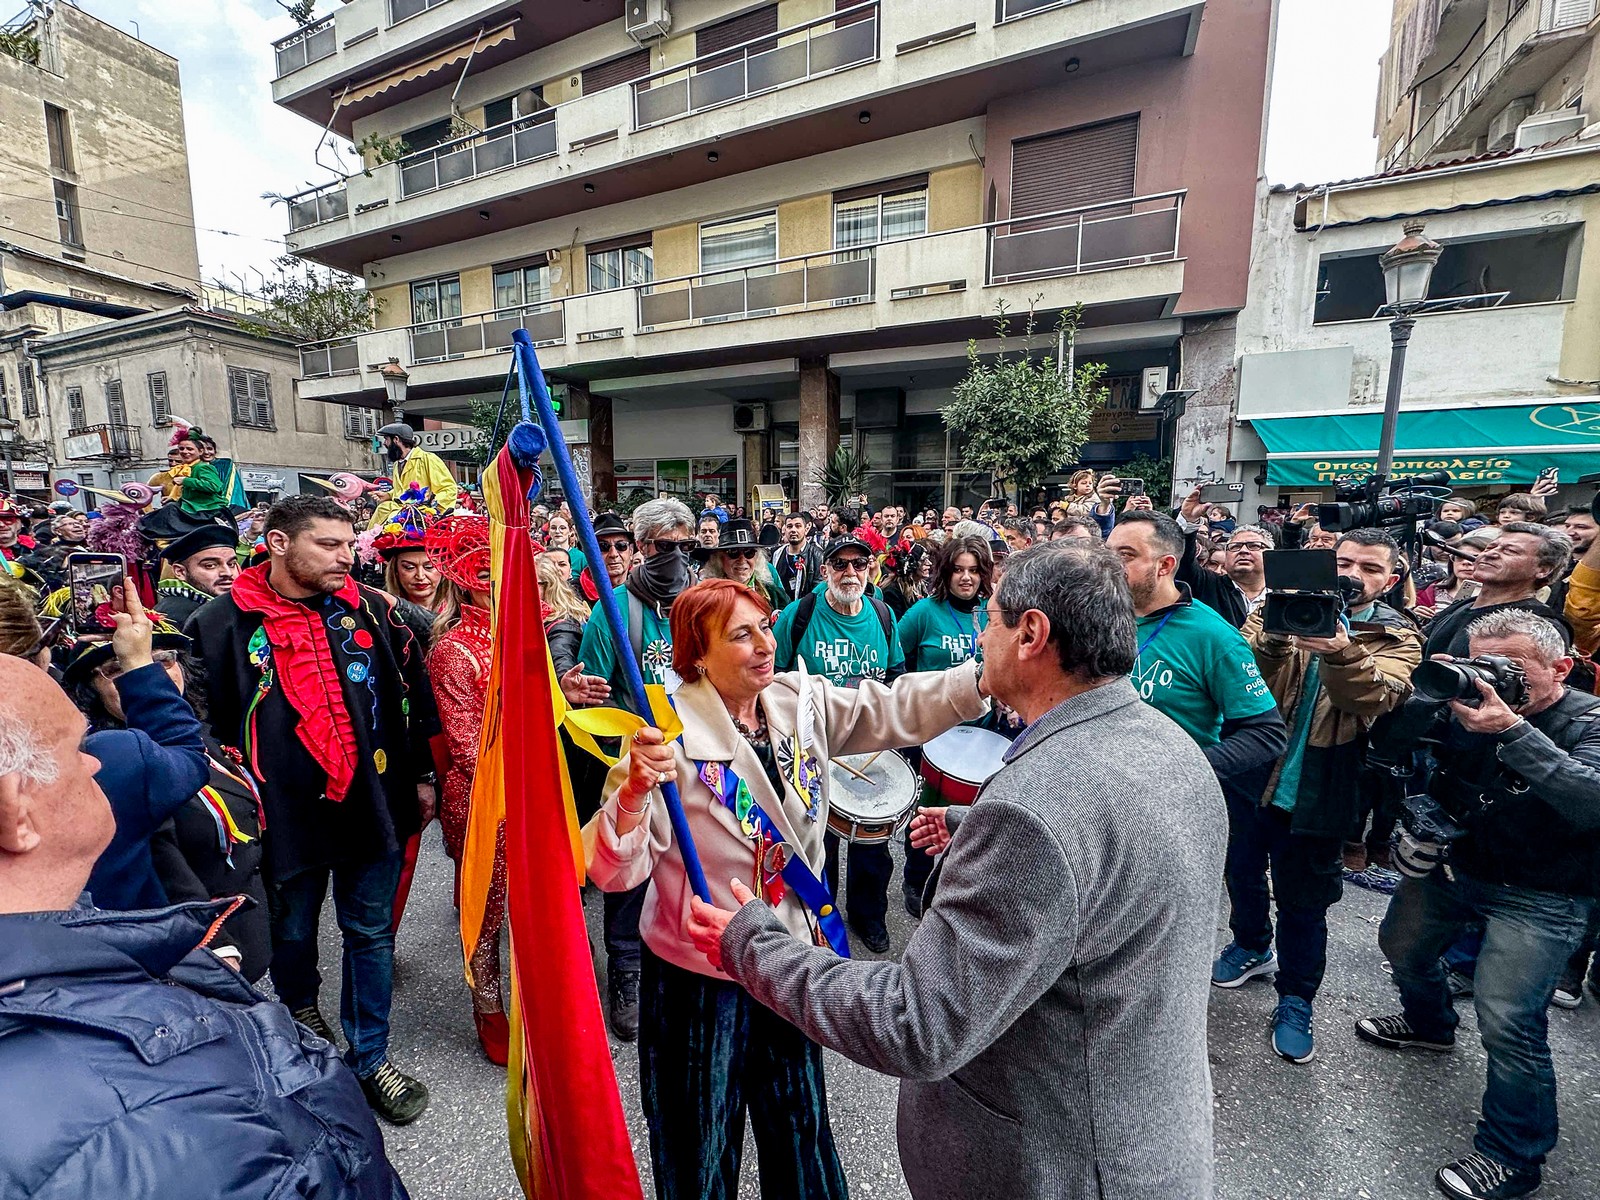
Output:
[0, 3, 376, 504]
[276, 0, 1276, 511]
[1376, 0, 1598, 171]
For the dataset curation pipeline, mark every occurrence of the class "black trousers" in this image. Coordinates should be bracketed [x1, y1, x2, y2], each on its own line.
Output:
[823, 832, 890, 930]
[639, 948, 849, 1200]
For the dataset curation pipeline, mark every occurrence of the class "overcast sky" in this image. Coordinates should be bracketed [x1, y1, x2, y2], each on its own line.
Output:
[78, 0, 1394, 289]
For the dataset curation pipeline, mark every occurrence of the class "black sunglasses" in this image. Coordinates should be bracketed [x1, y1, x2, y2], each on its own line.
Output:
[723, 547, 758, 560]
[597, 538, 633, 552]
[646, 538, 698, 554]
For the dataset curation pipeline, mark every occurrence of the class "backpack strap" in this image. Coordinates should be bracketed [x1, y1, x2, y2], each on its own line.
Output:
[626, 591, 646, 670]
[788, 591, 820, 662]
[868, 595, 894, 648]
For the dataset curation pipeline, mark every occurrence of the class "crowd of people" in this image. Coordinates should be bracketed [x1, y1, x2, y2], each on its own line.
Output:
[1, 452, 1597, 1200]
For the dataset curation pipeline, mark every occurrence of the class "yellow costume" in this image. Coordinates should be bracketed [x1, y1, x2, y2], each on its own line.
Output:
[369, 446, 459, 528]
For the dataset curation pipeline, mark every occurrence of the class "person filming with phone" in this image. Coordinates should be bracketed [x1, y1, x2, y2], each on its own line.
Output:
[1355, 609, 1600, 1200]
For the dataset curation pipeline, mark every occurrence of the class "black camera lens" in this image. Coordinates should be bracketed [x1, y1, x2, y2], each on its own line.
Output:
[1412, 659, 1484, 704]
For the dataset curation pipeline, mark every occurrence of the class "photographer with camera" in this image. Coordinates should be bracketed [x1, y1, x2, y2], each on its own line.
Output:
[1356, 609, 1600, 1200]
[1218, 529, 1422, 1065]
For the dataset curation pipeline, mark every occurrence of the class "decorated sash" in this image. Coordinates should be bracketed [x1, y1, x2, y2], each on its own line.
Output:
[696, 758, 850, 958]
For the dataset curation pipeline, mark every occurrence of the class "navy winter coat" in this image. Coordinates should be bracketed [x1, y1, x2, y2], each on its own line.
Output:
[0, 900, 410, 1199]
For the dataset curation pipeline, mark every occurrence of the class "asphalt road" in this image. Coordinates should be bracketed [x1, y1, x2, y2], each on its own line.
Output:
[318, 833, 1600, 1200]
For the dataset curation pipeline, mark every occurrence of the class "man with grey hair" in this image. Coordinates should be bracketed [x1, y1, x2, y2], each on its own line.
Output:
[688, 540, 1228, 1199]
[0, 658, 410, 1199]
[1422, 522, 1571, 659]
[1175, 487, 1273, 627]
[1358, 608, 1600, 1200]
[577, 495, 696, 1039]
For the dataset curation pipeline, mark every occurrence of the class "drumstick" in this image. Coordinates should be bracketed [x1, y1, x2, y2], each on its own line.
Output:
[859, 750, 885, 771]
[834, 756, 872, 782]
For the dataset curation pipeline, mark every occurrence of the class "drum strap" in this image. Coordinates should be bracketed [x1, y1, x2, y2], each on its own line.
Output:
[696, 759, 851, 958]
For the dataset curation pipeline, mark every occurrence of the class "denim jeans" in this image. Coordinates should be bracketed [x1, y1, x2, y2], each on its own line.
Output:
[1224, 791, 1344, 1002]
[269, 853, 404, 1078]
[1379, 870, 1596, 1173]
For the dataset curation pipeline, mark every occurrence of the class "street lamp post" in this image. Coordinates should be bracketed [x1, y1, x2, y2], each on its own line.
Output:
[1375, 219, 1443, 482]
[0, 418, 17, 495]
[379, 357, 409, 421]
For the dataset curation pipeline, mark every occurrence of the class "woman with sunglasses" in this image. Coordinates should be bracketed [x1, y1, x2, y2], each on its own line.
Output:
[695, 518, 785, 609]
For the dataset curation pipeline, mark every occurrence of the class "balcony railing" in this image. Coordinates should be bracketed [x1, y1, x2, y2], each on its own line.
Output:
[996, 0, 1080, 22]
[390, 0, 453, 24]
[398, 109, 558, 198]
[987, 192, 1185, 284]
[1406, 0, 1597, 157]
[300, 338, 361, 380]
[638, 250, 875, 328]
[286, 181, 349, 232]
[64, 423, 142, 460]
[273, 15, 336, 79]
[631, 1, 879, 130]
[411, 301, 565, 362]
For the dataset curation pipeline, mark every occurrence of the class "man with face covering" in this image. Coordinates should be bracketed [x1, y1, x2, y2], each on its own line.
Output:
[575, 496, 696, 1040]
[368, 422, 458, 530]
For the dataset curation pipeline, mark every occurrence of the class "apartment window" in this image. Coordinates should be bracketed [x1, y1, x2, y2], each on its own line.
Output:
[696, 5, 779, 62]
[1313, 227, 1581, 324]
[834, 177, 929, 249]
[411, 274, 462, 326]
[66, 385, 86, 430]
[389, 0, 450, 24]
[54, 181, 82, 247]
[700, 210, 778, 273]
[582, 48, 650, 95]
[402, 117, 454, 155]
[147, 371, 171, 425]
[484, 88, 546, 128]
[19, 364, 38, 418]
[587, 236, 654, 292]
[344, 405, 379, 440]
[44, 104, 73, 172]
[1010, 115, 1138, 219]
[104, 378, 127, 426]
[493, 259, 551, 312]
[227, 367, 275, 429]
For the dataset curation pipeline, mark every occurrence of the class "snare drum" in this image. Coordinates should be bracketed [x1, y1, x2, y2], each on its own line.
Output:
[919, 726, 1010, 805]
[826, 750, 920, 844]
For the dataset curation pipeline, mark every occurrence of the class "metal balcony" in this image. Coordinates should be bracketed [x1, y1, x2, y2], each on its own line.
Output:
[637, 250, 876, 328]
[286, 181, 349, 232]
[273, 15, 336, 79]
[64, 423, 142, 460]
[300, 338, 362, 380]
[986, 192, 1185, 284]
[389, 0, 453, 24]
[996, 0, 1084, 22]
[631, 2, 879, 130]
[397, 109, 558, 199]
[410, 301, 565, 362]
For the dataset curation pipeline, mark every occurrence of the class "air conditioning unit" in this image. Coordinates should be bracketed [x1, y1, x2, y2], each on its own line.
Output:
[733, 401, 769, 432]
[625, 0, 672, 42]
[1486, 96, 1536, 150]
[1140, 366, 1169, 411]
[1514, 109, 1586, 149]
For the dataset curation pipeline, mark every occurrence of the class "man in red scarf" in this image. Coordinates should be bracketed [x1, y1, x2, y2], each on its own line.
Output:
[186, 494, 440, 1126]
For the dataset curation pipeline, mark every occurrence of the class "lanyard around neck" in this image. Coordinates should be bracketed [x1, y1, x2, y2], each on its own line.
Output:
[1136, 609, 1176, 660]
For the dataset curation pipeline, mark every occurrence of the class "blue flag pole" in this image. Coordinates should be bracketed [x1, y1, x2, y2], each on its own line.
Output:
[509, 329, 711, 902]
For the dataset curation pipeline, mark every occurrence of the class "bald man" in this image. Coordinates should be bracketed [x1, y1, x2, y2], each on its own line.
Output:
[0, 658, 409, 1199]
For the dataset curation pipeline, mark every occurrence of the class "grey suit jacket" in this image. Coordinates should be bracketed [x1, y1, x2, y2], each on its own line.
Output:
[723, 676, 1227, 1200]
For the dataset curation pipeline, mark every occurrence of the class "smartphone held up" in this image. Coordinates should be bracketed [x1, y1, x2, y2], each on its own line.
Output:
[66, 552, 126, 636]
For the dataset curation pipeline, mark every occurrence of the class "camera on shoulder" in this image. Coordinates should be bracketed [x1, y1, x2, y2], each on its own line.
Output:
[1412, 655, 1530, 709]
[1261, 549, 1362, 639]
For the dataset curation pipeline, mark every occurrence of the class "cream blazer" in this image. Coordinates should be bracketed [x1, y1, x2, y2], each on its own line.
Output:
[588, 659, 987, 978]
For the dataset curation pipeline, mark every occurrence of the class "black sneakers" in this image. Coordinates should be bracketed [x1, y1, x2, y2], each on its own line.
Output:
[359, 1060, 430, 1125]
[1436, 1151, 1541, 1199]
[290, 1005, 340, 1047]
[608, 968, 640, 1043]
[1355, 1013, 1457, 1053]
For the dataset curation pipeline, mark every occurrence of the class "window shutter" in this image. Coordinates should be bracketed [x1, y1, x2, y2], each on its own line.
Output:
[147, 371, 170, 425]
[104, 378, 126, 425]
[66, 386, 85, 430]
[582, 48, 650, 94]
[228, 368, 252, 424]
[249, 371, 273, 428]
[20, 364, 38, 417]
[1009, 115, 1138, 220]
[696, 5, 779, 58]
[0, 369, 9, 421]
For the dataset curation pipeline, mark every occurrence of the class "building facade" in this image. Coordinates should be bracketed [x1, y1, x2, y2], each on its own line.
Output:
[1376, 0, 1598, 171]
[1223, 136, 1600, 515]
[275, 0, 1277, 511]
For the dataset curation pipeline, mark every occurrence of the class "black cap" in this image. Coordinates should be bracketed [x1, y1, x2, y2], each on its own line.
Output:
[158, 523, 239, 564]
[63, 623, 190, 684]
[823, 534, 873, 560]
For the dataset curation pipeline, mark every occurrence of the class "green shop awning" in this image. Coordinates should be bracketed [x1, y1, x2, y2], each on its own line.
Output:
[1252, 402, 1600, 488]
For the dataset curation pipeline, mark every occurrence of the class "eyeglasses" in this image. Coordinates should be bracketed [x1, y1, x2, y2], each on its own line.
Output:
[723, 547, 758, 561]
[645, 538, 697, 555]
[828, 557, 870, 572]
[1228, 542, 1272, 554]
[97, 649, 180, 681]
[597, 538, 633, 552]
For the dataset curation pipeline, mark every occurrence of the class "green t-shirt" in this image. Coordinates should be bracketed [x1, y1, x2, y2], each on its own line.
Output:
[773, 594, 904, 686]
[1133, 597, 1275, 747]
[577, 584, 674, 712]
[897, 596, 987, 672]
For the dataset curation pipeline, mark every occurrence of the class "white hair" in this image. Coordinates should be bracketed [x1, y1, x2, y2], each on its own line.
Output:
[0, 709, 59, 785]
[1466, 609, 1570, 663]
[632, 498, 695, 543]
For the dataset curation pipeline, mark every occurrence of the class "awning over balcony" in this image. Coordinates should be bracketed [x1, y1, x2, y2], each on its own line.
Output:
[339, 22, 518, 108]
[1251, 401, 1600, 487]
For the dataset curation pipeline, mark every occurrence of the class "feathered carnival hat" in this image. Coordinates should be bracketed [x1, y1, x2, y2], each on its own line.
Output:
[167, 417, 201, 450]
[424, 512, 491, 592]
[357, 484, 441, 565]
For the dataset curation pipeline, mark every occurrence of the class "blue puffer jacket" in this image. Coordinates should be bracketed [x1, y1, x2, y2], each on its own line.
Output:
[0, 900, 410, 1200]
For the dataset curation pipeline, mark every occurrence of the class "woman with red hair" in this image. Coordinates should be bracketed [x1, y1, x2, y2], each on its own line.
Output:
[589, 577, 991, 1199]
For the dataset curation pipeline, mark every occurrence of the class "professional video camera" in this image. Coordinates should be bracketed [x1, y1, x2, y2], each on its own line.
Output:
[1261, 548, 1362, 639]
[1316, 469, 1452, 534]
[1412, 654, 1530, 709]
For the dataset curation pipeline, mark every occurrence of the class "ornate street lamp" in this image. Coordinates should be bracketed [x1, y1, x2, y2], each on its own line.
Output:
[1374, 219, 1443, 480]
[379, 357, 409, 420]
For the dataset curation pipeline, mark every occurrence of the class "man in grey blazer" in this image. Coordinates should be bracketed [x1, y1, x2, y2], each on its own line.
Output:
[689, 540, 1228, 1200]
